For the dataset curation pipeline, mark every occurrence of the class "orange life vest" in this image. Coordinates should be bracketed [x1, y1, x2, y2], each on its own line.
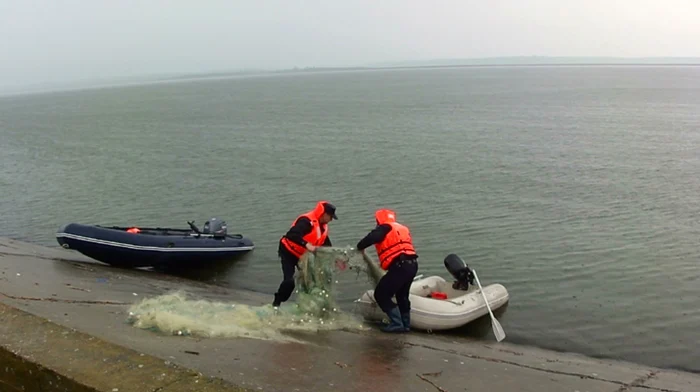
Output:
[280, 201, 330, 258]
[373, 209, 417, 270]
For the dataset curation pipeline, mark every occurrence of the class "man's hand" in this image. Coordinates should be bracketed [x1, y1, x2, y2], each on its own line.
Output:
[305, 243, 317, 252]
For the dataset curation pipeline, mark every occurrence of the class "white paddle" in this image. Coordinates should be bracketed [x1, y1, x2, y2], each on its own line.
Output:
[472, 269, 506, 342]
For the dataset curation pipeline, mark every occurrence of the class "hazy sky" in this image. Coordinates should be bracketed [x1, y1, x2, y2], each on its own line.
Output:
[1, 0, 699, 91]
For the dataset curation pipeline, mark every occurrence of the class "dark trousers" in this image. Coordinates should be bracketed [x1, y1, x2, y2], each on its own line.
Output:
[273, 254, 298, 306]
[373, 257, 418, 314]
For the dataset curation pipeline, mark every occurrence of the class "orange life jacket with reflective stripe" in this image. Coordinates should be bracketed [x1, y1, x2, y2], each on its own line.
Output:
[280, 204, 329, 258]
[375, 222, 416, 270]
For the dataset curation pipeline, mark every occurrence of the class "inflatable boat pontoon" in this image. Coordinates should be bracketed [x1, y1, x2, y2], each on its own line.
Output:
[354, 254, 509, 331]
[56, 218, 254, 268]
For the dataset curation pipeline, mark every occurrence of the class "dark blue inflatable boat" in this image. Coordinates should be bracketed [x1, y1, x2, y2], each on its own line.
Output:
[56, 218, 254, 268]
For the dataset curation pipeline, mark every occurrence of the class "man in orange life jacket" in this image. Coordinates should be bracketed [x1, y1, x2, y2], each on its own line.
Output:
[273, 201, 338, 307]
[356, 209, 418, 332]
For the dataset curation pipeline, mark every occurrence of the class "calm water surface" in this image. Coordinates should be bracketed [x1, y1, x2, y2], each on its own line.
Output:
[1, 66, 699, 372]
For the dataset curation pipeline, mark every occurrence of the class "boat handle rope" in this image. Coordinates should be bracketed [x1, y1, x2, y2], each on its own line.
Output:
[365, 292, 464, 307]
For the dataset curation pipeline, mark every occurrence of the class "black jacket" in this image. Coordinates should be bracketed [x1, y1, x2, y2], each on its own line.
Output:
[356, 224, 392, 251]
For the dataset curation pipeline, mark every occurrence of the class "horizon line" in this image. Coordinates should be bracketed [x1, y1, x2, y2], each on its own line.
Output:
[3, 56, 700, 98]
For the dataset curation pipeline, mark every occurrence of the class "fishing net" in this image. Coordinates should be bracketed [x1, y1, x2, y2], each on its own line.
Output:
[126, 246, 376, 343]
[345, 250, 386, 286]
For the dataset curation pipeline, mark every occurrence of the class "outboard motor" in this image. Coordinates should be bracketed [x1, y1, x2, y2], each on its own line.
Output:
[444, 253, 475, 291]
[202, 217, 227, 239]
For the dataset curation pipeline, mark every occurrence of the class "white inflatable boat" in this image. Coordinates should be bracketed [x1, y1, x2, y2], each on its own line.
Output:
[354, 254, 510, 331]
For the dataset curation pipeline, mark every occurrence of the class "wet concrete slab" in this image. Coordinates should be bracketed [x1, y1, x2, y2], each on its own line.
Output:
[1, 237, 699, 392]
[645, 370, 700, 392]
[0, 301, 251, 392]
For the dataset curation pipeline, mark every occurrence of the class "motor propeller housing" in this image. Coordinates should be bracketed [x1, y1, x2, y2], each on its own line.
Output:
[444, 253, 475, 290]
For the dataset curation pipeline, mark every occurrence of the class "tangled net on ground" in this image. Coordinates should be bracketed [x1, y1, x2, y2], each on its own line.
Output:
[126, 246, 376, 342]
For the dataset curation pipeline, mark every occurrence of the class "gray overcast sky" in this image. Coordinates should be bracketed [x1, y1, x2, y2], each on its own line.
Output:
[1, 0, 699, 91]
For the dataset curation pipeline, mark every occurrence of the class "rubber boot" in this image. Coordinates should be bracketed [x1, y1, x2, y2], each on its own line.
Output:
[380, 307, 405, 333]
[401, 312, 411, 332]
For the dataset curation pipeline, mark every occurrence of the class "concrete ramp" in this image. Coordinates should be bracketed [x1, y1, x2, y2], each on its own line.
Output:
[1, 237, 699, 392]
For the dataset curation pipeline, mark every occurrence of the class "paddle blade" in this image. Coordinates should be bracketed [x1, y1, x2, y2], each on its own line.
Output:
[472, 269, 506, 342]
[492, 318, 506, 342]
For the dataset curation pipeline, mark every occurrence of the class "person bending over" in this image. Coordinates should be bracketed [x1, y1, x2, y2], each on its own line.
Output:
[356, 209, 418, 332]
[273, 201, 337, 307]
